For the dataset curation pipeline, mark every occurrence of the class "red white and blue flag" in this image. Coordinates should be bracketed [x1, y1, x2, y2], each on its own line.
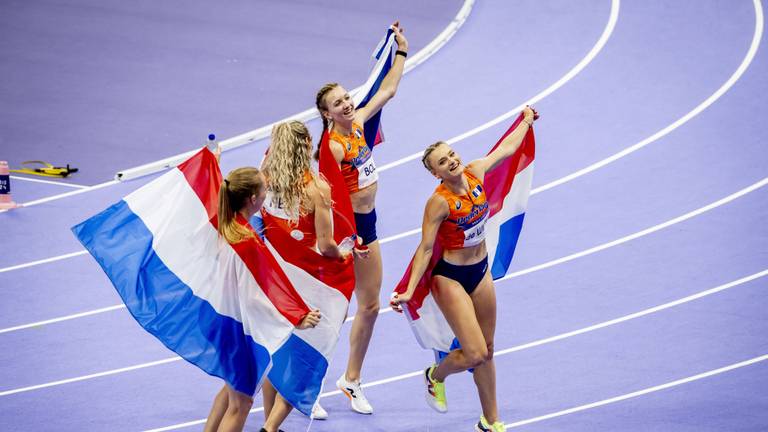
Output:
[393, 114, 535, 355]
[354, 26, 396, 148]
[261, 217, 356, 415]
[72, 148, 310, 396]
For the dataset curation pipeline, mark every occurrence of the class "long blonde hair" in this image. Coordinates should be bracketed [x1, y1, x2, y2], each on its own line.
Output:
[217, 167, 264, 244]
[262, 121, 315, 221]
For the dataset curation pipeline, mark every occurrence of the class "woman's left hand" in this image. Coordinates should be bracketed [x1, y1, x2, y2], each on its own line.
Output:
[392, 21, 409, 52]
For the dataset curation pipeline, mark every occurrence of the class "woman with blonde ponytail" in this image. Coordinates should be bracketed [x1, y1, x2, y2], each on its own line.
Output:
[204, 166, 322, 432]
[313, 21, 408, 416]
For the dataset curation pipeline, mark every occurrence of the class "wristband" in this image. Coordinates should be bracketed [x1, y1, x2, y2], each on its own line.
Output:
[396, 50, 408, 58]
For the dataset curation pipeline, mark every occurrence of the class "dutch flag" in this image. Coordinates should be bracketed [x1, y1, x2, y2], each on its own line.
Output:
[72, 148, 310, 396]
[354, 26, 396, 148]
[261, 217, 356, 415]
[393, 113, 535, 355]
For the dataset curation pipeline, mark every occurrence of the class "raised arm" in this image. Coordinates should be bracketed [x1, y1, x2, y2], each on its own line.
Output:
[471, 106, 537, 177]
[391, 194, 448, 310]
[355, 21, 409, 124]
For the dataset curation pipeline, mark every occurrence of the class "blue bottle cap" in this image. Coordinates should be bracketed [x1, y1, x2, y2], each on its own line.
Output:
[208, 133, 216, 141]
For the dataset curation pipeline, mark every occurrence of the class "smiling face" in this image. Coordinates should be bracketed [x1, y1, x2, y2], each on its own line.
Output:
[424, 142, 464, 180]
[321, 85, 356, 124]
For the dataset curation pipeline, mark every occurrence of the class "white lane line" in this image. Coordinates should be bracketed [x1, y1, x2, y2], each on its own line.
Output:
[9, 176, 89, 189]
[0, 179, 119, 214]
[0, 250, 89, 274]
[531, 0, 764, 196]
[142, 269, 768, 431]
[2, 254, 764, 402]
[0, 357, 181, 397]
[506, 354, 768, 428]
[0, 305, 126, 335]
[377, 0, 621, 173]
[3, 175, 765, 335]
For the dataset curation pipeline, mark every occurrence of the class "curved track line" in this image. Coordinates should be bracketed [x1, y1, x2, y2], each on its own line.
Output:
[1, 0, 609, 212]
[0, 0, 619, 269]
[2, 180, 764, 396]
[2, 175, 764, 335]
[115, 0, 476, 181]
[505, 354, 768, 428]
[141, 268, 768, 431]
[377, 0, 621, 172]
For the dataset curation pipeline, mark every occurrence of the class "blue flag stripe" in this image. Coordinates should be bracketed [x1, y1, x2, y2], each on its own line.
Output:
[490, 213, 526, 279]
[268, 334, 329, 415]
[72, 200, 271, 395]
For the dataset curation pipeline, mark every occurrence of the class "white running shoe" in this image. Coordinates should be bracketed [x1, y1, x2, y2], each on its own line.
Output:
[336, 374, 373, 414]
[310, 401, 328, 420]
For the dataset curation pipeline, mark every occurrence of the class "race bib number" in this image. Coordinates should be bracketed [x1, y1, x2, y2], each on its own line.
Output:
[463, 215, 487, 247]
[358, 157, 378, 189]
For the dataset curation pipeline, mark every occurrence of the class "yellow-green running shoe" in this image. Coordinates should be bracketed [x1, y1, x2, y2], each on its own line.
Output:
[424, 365, 447, 413]
[474, 415, 506, 432]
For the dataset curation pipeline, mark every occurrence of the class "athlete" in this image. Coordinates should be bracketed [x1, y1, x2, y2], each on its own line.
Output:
[391, 107, 538, 432]
[313, 20, 408, 416]
[259, 120, 364, 431]
[203, 166, 321, 432]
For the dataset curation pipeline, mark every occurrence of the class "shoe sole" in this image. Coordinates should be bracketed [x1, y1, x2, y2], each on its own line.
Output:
[337, 379, 373, 415]
[424, 369, 447, 414]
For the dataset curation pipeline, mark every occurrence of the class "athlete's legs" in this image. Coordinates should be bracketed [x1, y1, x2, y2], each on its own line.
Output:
[345, 240, 383, 381]
[203, 385, 229, 432]
[468, 273, 499, 424]
[262, 393, 293, 432]
[431, 276, 489, 381]
[216, 385, 253, 432]
[261, 379, 277, 419]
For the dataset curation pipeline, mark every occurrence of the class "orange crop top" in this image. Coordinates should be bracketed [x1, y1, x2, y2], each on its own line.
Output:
[329, 122, 378, 194]
[435, 170, 490, 250]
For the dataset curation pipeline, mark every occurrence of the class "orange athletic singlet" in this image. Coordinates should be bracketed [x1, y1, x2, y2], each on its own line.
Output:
[329, 122, 378, 193]
[435, 170, 490, 250]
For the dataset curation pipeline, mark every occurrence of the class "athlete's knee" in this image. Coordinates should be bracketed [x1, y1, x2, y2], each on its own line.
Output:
[464, 345, 489, 368]
[485, 342, 495, 361]
[357, 298, 381, 318]
[227, 391, 253, 414]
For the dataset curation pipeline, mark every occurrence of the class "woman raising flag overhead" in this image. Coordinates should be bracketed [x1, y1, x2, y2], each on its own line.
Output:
[314, 21, 408, 416]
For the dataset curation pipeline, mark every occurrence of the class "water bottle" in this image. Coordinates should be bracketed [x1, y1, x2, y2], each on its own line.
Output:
[206, 133, 218, 152]
[338, 236, 355, 254]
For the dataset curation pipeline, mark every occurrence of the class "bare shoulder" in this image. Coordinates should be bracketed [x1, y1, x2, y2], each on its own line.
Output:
[425, 193, 449, 219]
[466, 160, 486, 181]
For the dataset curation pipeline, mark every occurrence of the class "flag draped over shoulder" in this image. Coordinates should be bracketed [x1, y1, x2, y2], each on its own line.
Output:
[72, 148, 310, 396]
[318, 27, 396, 242]
[393, 114, 535, 355]
[261, 215, 356, 416]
